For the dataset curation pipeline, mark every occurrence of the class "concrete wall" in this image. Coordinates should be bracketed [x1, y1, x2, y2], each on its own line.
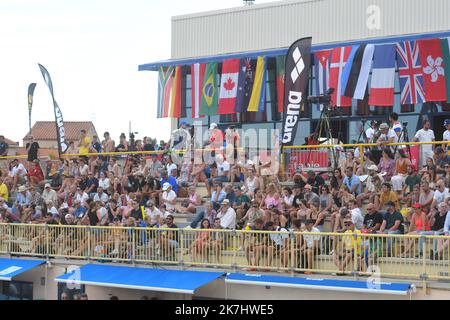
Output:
[171, 0, 450, 59]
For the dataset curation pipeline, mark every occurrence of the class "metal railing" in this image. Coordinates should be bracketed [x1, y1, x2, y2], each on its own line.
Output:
[1, 223, 449, 281]
[281, 140, 450, 178]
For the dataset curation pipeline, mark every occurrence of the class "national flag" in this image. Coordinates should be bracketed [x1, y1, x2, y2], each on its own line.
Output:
[236, 58, 256, 113]
[340, 45, 360, 96]
[396, 41, 426, 105]
[200, 62, 219, 116]
[247, 56, 266, 112]
[441, 37, 450, 103]
[38, 64, 68, 156]
[418, 38, 447, 102]
[369, 44, 396, 106]
[276, 55, 286, 113]
[313, 49, 332, 110]
[218, 59, 240, 115]
[329, 46, 353, 107]
[343, 44, 375, 100]
[27, 83, 37, 132]
[169, 66, 182, 118]
[157, 66, 174, 118]
[190, 63, 205, 118]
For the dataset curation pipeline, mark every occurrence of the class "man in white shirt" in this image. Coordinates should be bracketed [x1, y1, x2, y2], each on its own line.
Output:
[217, 199, 236, 229]
[365, 120, 378, 142]
[214, 154, 230, 183]
[161, 182, 177, 213]
[145, 200, 161, 226]
[93, 187, 109, 203]
[443, 119, 450, 153]
[413, 119, 435, 167]
[75, 187, 89, 205]
[11, 159, 28, 191]
[42, 183, 58, 205]
[348, 199, 364, 230]
[431, 180, 450, 215]
[301, 220, 321, 273]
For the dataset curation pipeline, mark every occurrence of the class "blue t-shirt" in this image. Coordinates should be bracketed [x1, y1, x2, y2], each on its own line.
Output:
[343, 174, 361, 194]
[74, 206, 87, 218]
[161, 176, 178, 194]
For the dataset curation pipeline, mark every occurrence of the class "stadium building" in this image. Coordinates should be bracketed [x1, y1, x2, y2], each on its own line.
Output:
[139, 0, 450, 149]
[2, 0, 450, 301]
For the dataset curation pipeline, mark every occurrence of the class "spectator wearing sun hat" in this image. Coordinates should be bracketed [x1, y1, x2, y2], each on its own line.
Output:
[217, 199, 236, 229]
[42, 183, 58, 205]
[161, 182, 177, 213]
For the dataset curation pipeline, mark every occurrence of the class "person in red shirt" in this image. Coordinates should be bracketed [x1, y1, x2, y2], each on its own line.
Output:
[26, 160, 44, 188]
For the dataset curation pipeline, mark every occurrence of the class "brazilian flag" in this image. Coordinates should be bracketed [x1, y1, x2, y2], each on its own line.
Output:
[200, 62, 219, 116]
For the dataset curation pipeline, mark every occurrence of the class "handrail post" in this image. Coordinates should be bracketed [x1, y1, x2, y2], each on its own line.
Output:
[45, 224, 49, 260]
[290, 230, 295, 275]
[179, 229, 185, 269]
[7, 224, 11, 257]
[87, 226, 91, 262]
[131, 227, 136, 265]
[359, 145, 364, 169]
[232, 229, 237, 272]
[421, 234, 428, 292]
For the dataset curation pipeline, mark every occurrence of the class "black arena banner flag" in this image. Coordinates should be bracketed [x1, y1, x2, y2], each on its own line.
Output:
[281, 37, 312, 146]
[38, 64, 68, 155]
[27, 83, 37, 132]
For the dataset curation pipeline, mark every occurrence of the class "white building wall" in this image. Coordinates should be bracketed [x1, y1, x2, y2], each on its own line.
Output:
[171, 0, 450, 59]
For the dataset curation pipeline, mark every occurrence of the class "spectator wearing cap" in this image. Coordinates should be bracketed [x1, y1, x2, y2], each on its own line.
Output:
[379, 201, 404, 234]
[401, 202, 431, 257]
[160, 170, 178, 195]
[342, 166, 361, 196]
[217, 199, 236, 229]
[377, 122, 398, 146]
[356, 164, 383, 207]
[391, 149, 411, 193]
[378, 182, 400, 211]
[435, 147, 450, 175]
[443, 119, 450, 152]
[365, 120, 379, 142]
[332, 218, 362, 275]
[42, 183, 58, 205]
[73, 199, 87, 219]
[413, 119, 435, 168]
[206, 123, 224, 154]
[300, 219, 321, 274]
[161, 183, 177, 213]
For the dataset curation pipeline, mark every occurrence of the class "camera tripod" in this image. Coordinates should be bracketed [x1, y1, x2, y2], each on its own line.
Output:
[393, 125, 412, 160]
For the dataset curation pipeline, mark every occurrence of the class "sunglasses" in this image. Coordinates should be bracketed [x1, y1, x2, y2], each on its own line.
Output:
[344, 223, 352, 226]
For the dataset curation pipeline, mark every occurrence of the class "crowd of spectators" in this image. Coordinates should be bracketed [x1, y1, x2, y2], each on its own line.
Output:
[0, 114, 450, 267]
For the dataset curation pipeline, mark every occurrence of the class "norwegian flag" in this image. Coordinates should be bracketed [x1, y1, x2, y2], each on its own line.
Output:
[396, 41, 426, 105]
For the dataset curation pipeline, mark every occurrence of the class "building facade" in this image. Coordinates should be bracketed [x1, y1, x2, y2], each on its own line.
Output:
[139, 0, 450, 150]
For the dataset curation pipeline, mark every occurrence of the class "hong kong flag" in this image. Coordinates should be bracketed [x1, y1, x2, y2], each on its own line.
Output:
[418, 38, 447, 102]
[218, 59, 240, 115]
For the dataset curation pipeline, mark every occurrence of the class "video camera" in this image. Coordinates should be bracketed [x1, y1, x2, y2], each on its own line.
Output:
[307, 88, 335, 105]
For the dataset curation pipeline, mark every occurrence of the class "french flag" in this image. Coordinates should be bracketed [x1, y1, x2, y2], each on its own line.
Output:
[369, 44, 396, 106]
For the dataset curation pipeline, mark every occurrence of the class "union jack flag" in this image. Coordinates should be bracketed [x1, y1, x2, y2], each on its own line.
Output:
[396, 41, 426, 105]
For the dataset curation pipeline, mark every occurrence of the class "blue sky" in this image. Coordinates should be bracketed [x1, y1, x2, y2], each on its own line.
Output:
[0, 0, 274, 144]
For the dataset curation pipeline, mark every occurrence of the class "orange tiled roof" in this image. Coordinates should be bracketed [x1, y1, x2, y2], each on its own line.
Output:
[4, 137, 19, 146]
[23, 121, 98, 141]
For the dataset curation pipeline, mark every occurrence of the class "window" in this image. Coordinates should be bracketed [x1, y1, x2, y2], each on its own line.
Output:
[1, 281, 33, 300]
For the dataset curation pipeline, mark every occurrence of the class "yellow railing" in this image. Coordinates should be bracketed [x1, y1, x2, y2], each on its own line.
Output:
[1, 223, 449, 281]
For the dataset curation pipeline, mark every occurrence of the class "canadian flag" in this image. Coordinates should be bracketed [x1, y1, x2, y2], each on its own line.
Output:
[218, 59, 240, 115]
[418, 38, 447, 102]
